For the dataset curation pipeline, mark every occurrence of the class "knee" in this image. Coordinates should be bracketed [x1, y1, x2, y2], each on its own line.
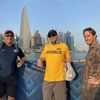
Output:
[0, 96, 4, 100]
[8, 96, 15, 100]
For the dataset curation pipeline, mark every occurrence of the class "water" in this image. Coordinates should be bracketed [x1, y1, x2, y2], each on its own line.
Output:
[26, 51, 87, 61]
[71, 51, 87, 61]
[26, 53, 40, 61]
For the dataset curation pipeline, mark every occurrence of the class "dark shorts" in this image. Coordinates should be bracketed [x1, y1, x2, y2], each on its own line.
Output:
[0, 77, 16, 98]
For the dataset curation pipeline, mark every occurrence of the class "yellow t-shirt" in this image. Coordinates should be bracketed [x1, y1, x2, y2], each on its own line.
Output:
[40, 42, 71, 81]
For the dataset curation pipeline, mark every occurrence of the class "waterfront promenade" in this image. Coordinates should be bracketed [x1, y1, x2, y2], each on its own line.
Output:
[15, 60, 84, 100]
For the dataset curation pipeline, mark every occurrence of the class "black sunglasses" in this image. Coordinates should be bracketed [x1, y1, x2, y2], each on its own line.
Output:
[48, 34, 57, 38]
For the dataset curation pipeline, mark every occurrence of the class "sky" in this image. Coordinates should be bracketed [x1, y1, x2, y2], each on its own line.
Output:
[0, 0, 100, 50]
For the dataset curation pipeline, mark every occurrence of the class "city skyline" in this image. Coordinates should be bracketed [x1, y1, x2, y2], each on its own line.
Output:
[0, 0, 100, 50]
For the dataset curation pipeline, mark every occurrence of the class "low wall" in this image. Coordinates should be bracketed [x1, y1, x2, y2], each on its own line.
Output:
[16, 60, 84, 100]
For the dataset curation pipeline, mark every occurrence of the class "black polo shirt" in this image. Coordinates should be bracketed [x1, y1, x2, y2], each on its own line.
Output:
[0, 43, 25, 78]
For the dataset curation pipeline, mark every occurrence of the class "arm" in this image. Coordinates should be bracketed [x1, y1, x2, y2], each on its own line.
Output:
[17, 47, 26, 68]
[17, 57, 26, 68]
[37, 46, 46, 68]
[64, 58, 71, 68]
[96, 46, 100, 84]
[64, 44, 71, 68]
[37, 57, 45, 68]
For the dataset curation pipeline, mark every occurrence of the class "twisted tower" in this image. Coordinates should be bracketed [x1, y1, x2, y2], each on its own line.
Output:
[20, 6, 31, 50]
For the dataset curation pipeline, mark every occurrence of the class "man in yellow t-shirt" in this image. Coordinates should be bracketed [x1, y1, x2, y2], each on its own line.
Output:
[37, 29, 71, 100]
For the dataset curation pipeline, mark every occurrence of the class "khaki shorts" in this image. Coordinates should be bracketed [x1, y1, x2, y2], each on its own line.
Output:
[42, 80, 67, 100]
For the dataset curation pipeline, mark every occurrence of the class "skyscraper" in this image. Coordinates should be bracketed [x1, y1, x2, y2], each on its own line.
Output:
[32, 30, 42, 49]
[20, 6, 31, 50]
[66, 31, 71, 50]
[58, 31, 66, 43]
[70, 35, 75, 51]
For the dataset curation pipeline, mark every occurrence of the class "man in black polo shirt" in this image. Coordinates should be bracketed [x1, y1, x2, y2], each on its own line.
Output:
[0, 30, 25, 100]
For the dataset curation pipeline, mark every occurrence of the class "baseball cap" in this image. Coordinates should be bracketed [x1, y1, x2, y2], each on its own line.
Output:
[47, 29, 57, 38]
[4, 30, 14, 37]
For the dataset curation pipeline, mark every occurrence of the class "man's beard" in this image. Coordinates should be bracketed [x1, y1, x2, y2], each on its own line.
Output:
[51, 40, 57, 44]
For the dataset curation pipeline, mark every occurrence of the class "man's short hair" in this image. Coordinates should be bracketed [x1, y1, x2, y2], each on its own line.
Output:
[83, 27, 96, 36]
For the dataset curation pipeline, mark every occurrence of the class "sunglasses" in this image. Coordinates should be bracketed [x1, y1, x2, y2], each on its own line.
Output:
[5, 34, 14, 37]
[48, 34, 57, 38]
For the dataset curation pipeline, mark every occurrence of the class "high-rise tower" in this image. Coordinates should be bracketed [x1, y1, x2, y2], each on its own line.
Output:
[20, 6, 31, 50]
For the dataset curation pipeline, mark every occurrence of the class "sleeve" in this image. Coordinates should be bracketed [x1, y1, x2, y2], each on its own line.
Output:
[40, 45, 47, 60]
[18, 47, 25, 59]
[64, 44, 71, 59]
[96, 46, 100, 80]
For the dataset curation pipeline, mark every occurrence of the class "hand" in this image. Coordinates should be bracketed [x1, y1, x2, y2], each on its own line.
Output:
[88, 76, 99, 85]
[17, 58, 25, 68]
[17, 62, 22, 68]
[65, 58, 71, 68]
[64, 61, 71, 68]
[64, 62, 68, 69]
[37, 59, 43, 68]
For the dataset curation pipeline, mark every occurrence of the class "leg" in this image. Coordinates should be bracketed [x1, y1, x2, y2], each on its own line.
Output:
[53, 81, 67, 100]
[42, 81, 54, 100]
[92, 87, 100, 100]
[81, 89, 92, 100]
[52, 94, 55, 100]
[0, 79, 5, 100]
[6, 78, 16, 100]
[0, 97, 4, 100]
[81, 87, 100, 100]
[8, 96, 15, 100]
